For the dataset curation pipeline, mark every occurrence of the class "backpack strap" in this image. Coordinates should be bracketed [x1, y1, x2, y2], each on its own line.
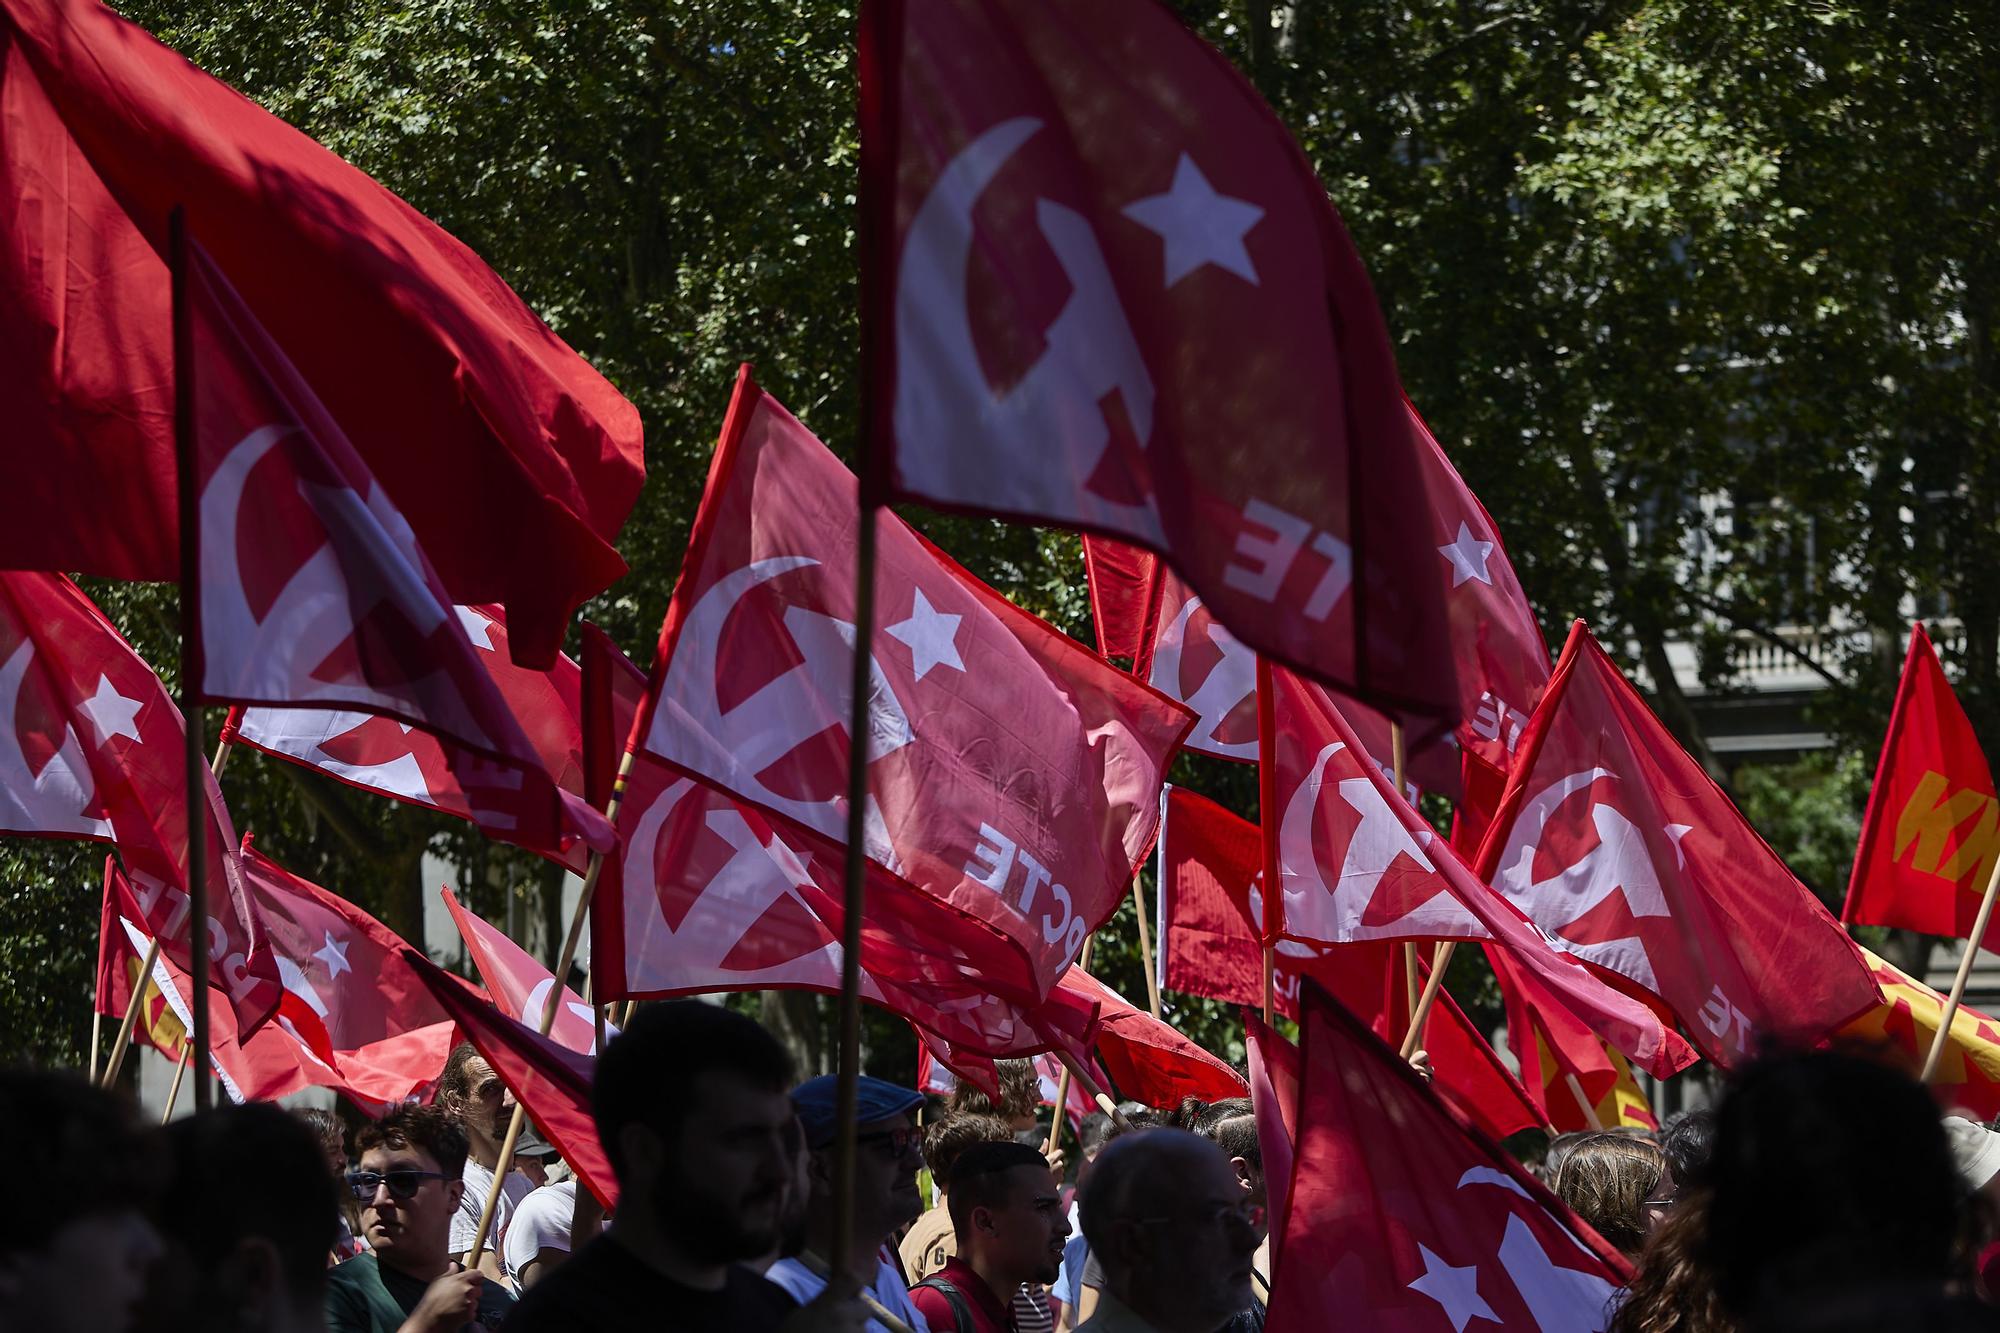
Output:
[912, 1275, 977, 1333]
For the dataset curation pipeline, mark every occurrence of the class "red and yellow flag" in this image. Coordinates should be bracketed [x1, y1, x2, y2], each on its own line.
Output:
[1838, 947, 2000, 1119]
[1844, 625, 2000, 948]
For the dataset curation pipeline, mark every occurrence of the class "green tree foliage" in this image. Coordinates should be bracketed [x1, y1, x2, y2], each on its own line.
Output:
[7, 1, 1996, 1079]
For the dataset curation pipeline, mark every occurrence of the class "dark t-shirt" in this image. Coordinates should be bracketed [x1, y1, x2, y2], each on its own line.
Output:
[506, 1233, 799, 1333]
[324, 1253, 514, 1333]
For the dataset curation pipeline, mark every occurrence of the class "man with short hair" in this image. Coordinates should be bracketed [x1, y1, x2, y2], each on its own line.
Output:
[437, 1042, 534, 1281]
[0, 1070, 163, 1333]
[153, 1104, 340, 1333]
[910, 1141, 1070, 1333]
[901, 1113, 1018, 1280]
[506, 1001, 867, 1333]
[326, 1104, 515, 1333]
[766, 1075, 933, 1332]
[1074, 1131, 1260, 1333]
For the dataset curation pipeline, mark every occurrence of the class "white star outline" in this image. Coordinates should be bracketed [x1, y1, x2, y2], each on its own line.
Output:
[884, 588, 965, 683]
[79, 676, 145, 747]
[1122, 154, 1265, 287]
[1438, 521, 1496, 587]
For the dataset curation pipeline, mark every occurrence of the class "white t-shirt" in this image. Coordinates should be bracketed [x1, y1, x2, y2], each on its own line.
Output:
[502, 1180, 583, 1286]
[448, 1157, 535, 1256]
[765, 1254, 932, 1333]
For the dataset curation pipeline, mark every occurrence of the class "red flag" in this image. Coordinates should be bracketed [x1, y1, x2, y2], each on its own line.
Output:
[96, 855, 196, 1064]
[188, 245, 568, 781]
[1058, 967, 1245, 1108]
[862, 0, 1464, 730]
[1491, 946, 1657, 1135]
[0, 0, 641, 662]
[579, 622, 649, 811]
[102, 853, 459, 1113]
[1843, 625, 2000, 950]
[1159, 787, 1544, 1138]
[226, 606, 614, 873]
[1262, 661, 1696, 1078]
[408, 951, 617, 1208]
[1480, 622, 1882, 1067]
[1266, 982, 1629, 1330]
[636, 367, 1192, 992]
[1080, 538, 1156, 663]
[0, 572, 280, 1028]
[1244, 1013, 1299, 1249]
[443, 889, 604, 1057]
[593, 753, 1103, 1060]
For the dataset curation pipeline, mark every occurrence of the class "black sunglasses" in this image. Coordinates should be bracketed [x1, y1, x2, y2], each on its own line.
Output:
[347, 1169, 447, 1202]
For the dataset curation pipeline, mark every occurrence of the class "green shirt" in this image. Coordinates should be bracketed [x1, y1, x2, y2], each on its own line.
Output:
[325, 1252, 515, 1333]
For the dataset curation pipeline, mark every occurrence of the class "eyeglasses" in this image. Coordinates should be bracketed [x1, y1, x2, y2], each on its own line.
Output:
[1643, 1191, 1681, 1210]
[855, 1125, 923, 1157]
[346, 1169, 447, 1202]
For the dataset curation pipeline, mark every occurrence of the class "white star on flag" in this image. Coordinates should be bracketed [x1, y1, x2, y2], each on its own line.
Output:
[1408, 1244, 1498, 1332]
[79, 676, 144, 746]
[885, 589, 965, 682]
[453, 605, 496, 650]
[1122, 154, 1265, 287]
[1664, 823, 1693, 870]
[1437, 521, 1496, 588]
[313, 930, 351, 980]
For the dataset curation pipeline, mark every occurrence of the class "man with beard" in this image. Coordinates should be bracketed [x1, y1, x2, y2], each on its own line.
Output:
[766, 1076, 932, 1332]
[506, 1002, 867, 1333]
[910, 1141, 1071, 1333]
[438, 1043, 535, 1283]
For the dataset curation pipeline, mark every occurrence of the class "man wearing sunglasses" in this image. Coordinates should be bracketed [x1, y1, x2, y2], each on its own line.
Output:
[766, 1075, 933, 1332]
[326, 1105, 515, 1333]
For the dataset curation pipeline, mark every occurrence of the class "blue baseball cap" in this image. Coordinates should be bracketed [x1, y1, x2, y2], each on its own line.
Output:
[790, 1075, 925, 1149]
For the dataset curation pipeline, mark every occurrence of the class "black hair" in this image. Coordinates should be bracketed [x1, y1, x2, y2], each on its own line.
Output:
[1077, 1111, 1114, 1158]
[1660, 1107, 1717, 1187]
[1702, 1049, 1966, 1321]
[0, 1069, 161, 1256]
[164, 1104, 338, 1304]
[592, 1000, 793, 1181]
[946, 1140, 1053, 1239]
[1212, 1113, 1260, 1169]
[356, 1103, 469, 1179]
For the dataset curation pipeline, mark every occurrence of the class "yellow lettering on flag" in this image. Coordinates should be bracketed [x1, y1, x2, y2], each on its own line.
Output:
[1895, 771, 1993, 880]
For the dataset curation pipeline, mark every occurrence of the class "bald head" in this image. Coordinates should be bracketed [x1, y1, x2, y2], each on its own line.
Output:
[1077, 1129, 1260, 1333]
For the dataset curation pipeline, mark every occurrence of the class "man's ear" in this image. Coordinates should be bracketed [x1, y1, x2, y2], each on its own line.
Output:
[445, 1177, 466, 1210]
[618, 1122, 667, 1186]
[1229, 1156, 1255, 1190]
[807, 1149, 834, 1189]
[221, 1237, 283, 1322]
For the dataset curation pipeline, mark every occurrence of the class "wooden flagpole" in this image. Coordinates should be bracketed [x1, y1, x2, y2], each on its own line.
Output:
[1565, 1072, 1605, 1132]
[88, 1010, 103, 1083]
[170, 205, 215, 1113]
[1400, 942, 1457, 1060]
[1923, 856, 2000, 1081]
[1044, 937, 1098, 1159]
[1132, 879, 1162, 1020]
[465, 749, 635, 1271]
[159, 1042, 192, 1124]
[1055, 1051, 1134, 1132]
[98, 737, 232, 1091]
[1391, 723, 1421, 1018]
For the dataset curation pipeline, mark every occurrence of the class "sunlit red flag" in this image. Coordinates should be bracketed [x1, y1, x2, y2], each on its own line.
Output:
[1265, 982, 1629, 1330]
[1478, 621, 1882, 1067]
[225, 605, 615, 873]
[1244, 1013, 1300, 1245]
[1843, 625, 2000, 952]
[1158, 786, 1545, 1139]
[409, 951, 617, 1208]
[1491, 946, 1658, 1135]
[862, 0, 1461, 732]
[0, 0, 641, 662]
[1261, 660, 1697, 1079]
[0, 572, 279, 1028]
[442, 889, 605, 1057]
[635, 366, 1191, 994]
[99, 853, 460, 1113]
[1059, 967, 1245, 1108]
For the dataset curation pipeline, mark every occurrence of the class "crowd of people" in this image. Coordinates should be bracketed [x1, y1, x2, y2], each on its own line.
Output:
[10, 1008, 2000, 1332]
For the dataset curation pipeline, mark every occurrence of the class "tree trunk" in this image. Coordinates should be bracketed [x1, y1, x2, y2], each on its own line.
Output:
[760, 991, 829, 1078]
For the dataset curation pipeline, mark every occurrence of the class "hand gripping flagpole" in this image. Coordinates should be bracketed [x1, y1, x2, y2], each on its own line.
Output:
[1392, 723, 1421, 1019]
[1922, 856, 2000, 1081]
[1400, 943, 1457, 1061]
[464, 747, 635, 1272]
